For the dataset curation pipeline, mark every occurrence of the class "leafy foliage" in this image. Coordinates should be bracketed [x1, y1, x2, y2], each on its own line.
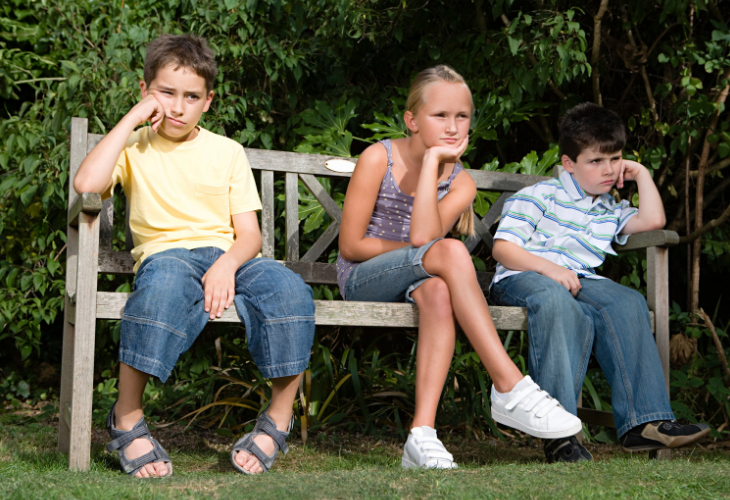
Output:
[2, 0, 730, 439]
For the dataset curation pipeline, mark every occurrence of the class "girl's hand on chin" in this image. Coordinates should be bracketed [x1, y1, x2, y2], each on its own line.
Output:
[424, 135, 469, 164]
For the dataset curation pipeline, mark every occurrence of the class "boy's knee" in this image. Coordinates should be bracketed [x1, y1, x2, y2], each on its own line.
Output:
[241, 261, 315, 317]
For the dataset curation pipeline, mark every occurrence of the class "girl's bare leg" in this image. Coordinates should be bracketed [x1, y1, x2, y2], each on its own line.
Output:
[409, 277, 457, 428]
[421, 239, 524, 393]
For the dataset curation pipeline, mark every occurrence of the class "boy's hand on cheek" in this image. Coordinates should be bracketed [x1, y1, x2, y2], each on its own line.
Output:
[541, 263, 582, 297]
[617, 159, 646, 189]
[129, 94, 166, 133]
[201, 257, 237, 320]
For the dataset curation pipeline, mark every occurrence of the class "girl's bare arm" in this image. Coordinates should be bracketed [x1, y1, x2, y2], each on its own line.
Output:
[339, 144, 411, 262]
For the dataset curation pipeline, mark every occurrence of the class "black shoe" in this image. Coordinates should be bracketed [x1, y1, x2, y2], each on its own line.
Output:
[544, 436, 593, 463]
[620, 421, 711, 452]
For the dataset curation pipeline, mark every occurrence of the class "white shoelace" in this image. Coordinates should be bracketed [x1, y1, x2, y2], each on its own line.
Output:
[504, 383, 561, 418]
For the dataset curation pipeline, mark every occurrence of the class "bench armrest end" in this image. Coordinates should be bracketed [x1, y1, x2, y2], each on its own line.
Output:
[68, 192, 102, 227]
[614, 230, 680, 252]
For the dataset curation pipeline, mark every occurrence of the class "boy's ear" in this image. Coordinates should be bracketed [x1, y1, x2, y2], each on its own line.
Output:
[139, 81, 148, 98]
[561, 154, 575, 173]
[404, 110, 418, 134]
[203, 90, 215, 112]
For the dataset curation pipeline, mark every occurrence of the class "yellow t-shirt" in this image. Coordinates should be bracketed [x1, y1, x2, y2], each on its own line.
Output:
[104, 126, 262, 272]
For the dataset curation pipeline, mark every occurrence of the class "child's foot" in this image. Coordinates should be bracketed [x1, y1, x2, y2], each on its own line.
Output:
[106, 403, 172, 478]
[620, 421, 710, 452]
[490, 376, 583, 439]
[233, 433, 280, 474]
[231, 412, 293, 474]
[543, 436, 593, 463]
[401, 426, 458, 469]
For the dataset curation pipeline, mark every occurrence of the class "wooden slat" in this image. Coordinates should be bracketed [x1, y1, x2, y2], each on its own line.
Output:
[96, 291, 532, 329]
[465, 214, 495, 253]
[99, 197, 114, 252]
[260, 170, 275, 259]
[615, 230, 680, 252]
[124, 196, 134, 251]
[300, 221, 340, 263]
[69, 192, 102, 227]
[98, 250, 135, 275]
[67, 210, 100, 471]
[647, 247, 671, 394]
[285, 172, 299, 261]
[244, 148, 549, 192]
[281, 261, 337, 284]
[465, 192, 513, 252]
[87, 133, 104, 153]
[299, 173, 343, 222]
[577, 407, 616, 428]
[59, 118, 88, 457]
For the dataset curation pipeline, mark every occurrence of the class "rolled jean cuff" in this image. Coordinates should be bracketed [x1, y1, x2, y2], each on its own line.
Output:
[617, 411, 676, 438]
[258, 358, 310, 379]
[119, 347, 174, 383]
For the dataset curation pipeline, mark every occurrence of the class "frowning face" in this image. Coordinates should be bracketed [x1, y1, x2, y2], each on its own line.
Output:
[140, 64, 214, 142]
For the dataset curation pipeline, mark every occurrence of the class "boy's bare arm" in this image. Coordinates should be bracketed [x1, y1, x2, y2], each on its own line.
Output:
[73, 95, 166, 194]
[618, 160, 666, 235]
[201, 211, 262, 319]
[492, 239, 582, 296]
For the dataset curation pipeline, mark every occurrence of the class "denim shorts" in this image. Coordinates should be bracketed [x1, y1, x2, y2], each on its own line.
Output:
[119, 247, 315, 382]
[344, 238, 441, 303]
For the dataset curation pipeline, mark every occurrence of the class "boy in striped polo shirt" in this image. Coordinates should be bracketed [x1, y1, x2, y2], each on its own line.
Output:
[489, 103, 709, 463]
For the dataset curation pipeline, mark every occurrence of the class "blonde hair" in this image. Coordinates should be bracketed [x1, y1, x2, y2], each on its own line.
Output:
[406, 65, 475, 237]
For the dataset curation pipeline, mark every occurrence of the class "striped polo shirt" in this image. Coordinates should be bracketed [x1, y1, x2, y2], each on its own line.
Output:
[491, 170, 638, 286]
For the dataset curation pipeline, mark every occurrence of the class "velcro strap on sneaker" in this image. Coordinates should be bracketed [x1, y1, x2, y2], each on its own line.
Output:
[505, 385, 540, 411]
[254, 417, 289, 454]
[106, 425, 150, 453]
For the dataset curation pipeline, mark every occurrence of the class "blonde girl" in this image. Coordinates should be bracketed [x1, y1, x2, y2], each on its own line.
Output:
[337, 65, 581, 468]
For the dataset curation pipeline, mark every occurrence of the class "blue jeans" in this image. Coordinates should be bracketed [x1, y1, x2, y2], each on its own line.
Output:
[344, 239, 442, 303]
[120, 247, 315, 383]
[490, 272, 674, 436]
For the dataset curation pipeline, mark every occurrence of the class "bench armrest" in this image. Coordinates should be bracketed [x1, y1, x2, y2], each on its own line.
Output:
[68, 192, 102, 227]
[614, 229, 680, 252]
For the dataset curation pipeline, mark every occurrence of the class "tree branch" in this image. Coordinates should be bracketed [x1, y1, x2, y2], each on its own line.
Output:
[691, 66, 730, 310]
[591, 0, 610, 106]
[696, 308, 730, 385]
[679, 201, 730, 244]
[500, 14, 567, 101]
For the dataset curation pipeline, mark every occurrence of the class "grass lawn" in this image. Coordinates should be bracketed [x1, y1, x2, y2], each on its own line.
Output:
[1, 418, 729, 500]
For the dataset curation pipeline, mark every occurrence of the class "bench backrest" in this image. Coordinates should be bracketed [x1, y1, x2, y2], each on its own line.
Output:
[69, 118, 551, 287]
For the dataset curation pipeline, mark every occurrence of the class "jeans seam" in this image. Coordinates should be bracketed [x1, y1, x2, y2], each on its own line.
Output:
[580, 293, 637, 421]
[122, 314, 188, 340]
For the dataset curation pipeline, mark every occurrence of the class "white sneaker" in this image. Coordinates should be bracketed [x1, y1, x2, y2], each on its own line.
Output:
[401, 426, 458, 469]
[490, 376, 582, 439]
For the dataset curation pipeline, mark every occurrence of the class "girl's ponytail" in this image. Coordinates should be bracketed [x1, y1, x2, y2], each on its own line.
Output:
[452, 207, 475, 237]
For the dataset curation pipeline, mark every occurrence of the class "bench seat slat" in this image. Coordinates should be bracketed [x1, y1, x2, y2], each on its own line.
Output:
[95, 291, 654, 331]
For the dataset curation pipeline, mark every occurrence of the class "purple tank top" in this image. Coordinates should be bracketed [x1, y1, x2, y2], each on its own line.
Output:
[336, 139, 463, 298]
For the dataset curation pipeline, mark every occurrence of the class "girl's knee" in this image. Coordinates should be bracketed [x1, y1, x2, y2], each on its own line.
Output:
[413, 278, 453, 319]
[426, 239, 473, 272]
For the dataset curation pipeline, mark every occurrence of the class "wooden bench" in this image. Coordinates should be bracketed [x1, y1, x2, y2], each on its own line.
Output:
[59, 117, 679, 470]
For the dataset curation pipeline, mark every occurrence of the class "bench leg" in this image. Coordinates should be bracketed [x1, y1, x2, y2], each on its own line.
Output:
[57, 212, 100, 470]
[647, 246, 671, 460]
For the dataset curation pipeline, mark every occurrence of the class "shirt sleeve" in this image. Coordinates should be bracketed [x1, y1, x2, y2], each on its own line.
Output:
[100, 149, 129, 201]
[614, 199, 639, 245]
[229, 147, 262, 214]
[494, 185, 548, 247]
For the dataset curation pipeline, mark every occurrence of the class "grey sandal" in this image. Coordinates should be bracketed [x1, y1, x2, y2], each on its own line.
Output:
[105, 401, 173, 477]
[230, 411, 294, 474]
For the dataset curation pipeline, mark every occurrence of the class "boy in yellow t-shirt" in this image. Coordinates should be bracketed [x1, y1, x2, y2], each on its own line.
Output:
[74, 34, 314, 478]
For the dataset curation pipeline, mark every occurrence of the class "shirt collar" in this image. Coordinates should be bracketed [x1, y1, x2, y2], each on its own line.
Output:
[559, 170, 614, 207]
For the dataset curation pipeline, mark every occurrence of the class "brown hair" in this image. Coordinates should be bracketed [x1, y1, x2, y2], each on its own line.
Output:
[144, 34, 218, 92]
[559, 102, 626, 161]
[406, 65, 475, 237]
